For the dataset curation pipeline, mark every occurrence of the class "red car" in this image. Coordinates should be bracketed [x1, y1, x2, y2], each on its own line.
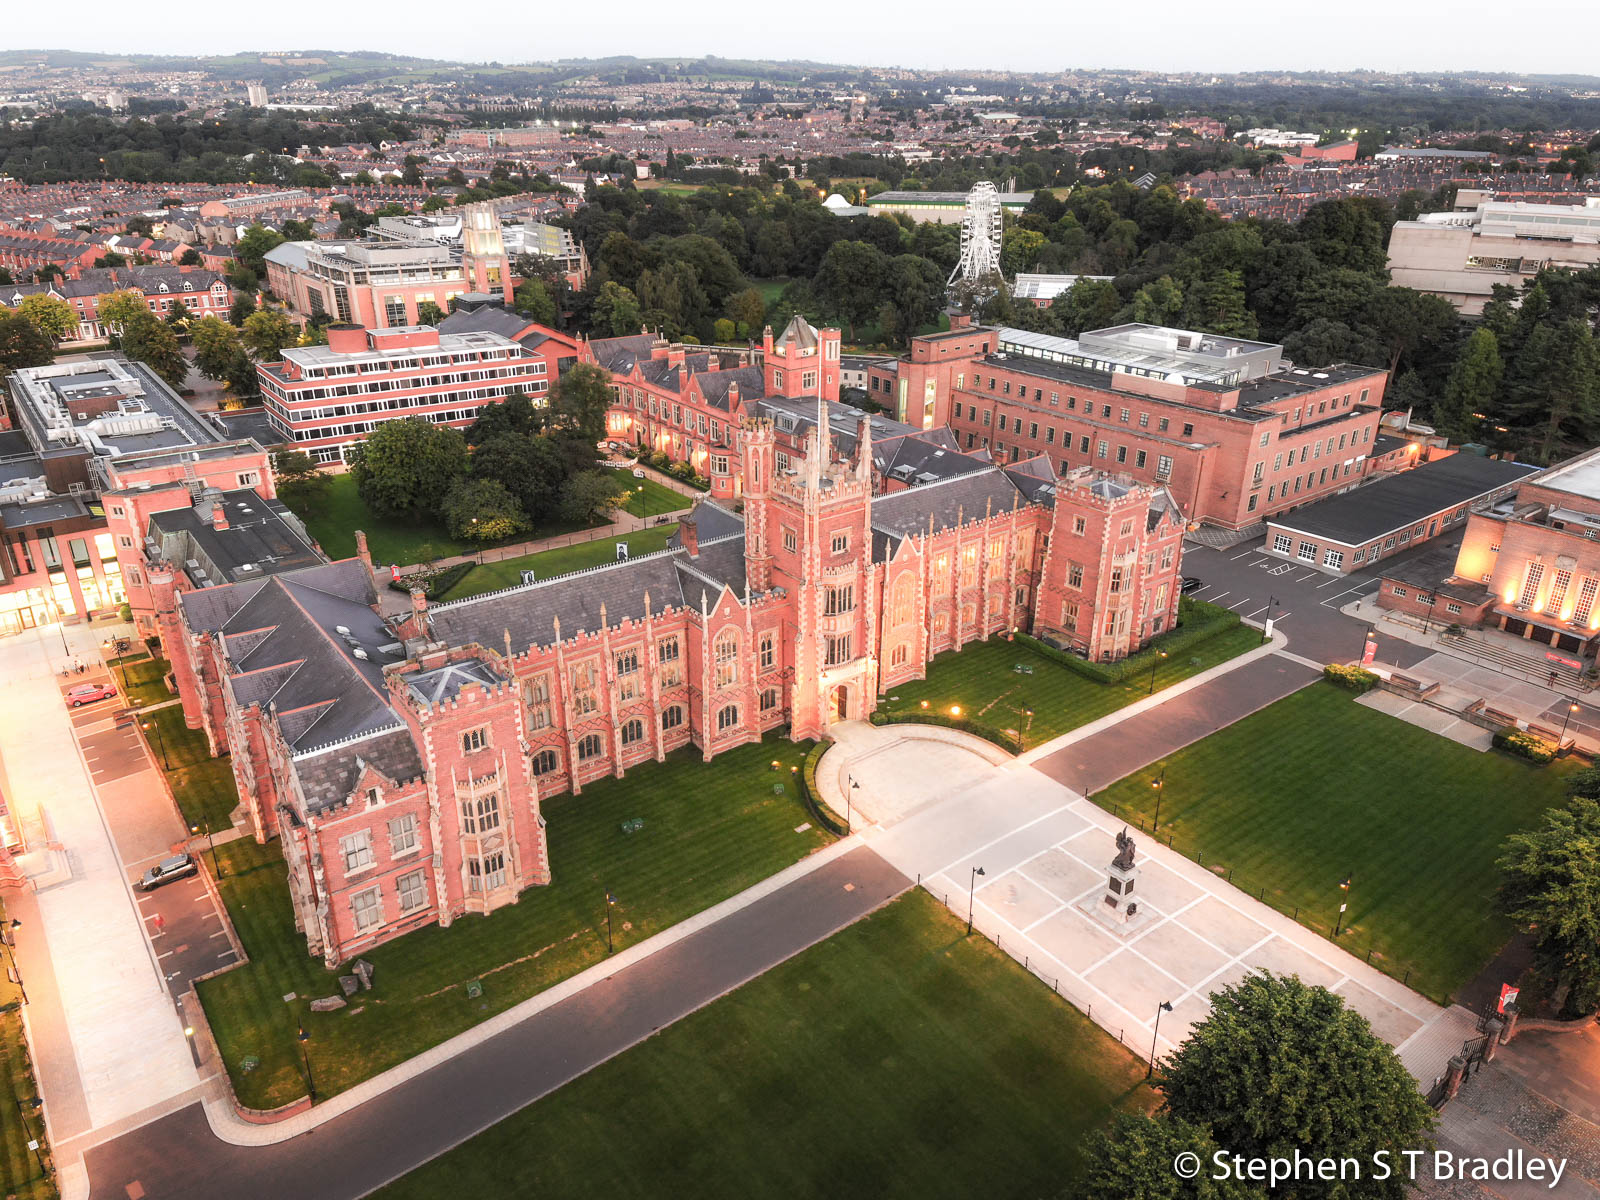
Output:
[66, 682, 116, 708]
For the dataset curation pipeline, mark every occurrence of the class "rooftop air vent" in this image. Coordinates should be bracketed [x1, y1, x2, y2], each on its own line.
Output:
[335, 625, 352, 636]
[352, 647, 369, 660]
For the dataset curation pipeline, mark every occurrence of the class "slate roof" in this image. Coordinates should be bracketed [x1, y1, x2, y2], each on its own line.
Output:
[437, 305, 537, 341]
[588, 334, 658, 373]
[178, 559, 421, 816]
[1268, 455, 1539, 546]
[670, 498, 745, 546]
[870, 468, 1030, 560]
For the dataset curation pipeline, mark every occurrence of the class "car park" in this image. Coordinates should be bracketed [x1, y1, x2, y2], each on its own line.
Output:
[66, 682, 117, 707]
[137, 854, 198, 891]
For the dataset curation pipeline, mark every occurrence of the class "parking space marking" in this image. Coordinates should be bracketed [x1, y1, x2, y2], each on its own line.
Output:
[1229, 548, 1257, 560]
[1208, 591, 1229, 604]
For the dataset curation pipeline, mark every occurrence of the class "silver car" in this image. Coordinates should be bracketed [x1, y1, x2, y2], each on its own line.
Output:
[138, 853, 198, 891]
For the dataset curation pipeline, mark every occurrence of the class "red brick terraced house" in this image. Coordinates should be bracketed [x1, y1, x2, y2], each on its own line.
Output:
[2, 266, 233, 344]
[165, 399, 1183, 966]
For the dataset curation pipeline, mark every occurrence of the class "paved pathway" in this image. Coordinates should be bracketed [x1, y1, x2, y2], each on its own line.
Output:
[83, 845, 909, 1200]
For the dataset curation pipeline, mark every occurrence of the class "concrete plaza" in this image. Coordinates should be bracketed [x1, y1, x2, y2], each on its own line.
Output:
[819, 716, 1479, 1090]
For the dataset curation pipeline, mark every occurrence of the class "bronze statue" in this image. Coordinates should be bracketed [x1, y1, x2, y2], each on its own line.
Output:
[1113, 827, 1136, 871]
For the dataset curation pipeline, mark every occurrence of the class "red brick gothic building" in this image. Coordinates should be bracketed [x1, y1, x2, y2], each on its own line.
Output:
[164, 400, 1183, 967]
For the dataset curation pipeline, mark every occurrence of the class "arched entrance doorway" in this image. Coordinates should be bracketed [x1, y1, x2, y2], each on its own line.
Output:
[829, 684, 850, 723]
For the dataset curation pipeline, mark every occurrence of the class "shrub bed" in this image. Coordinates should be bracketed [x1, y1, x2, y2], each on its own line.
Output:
[797, 741, 849, 836]
[868, 709, 1022, 754]
[1494, 727, 1556, 764]
[1323, 663, 1380, 693]
[389, 561, 475, 599]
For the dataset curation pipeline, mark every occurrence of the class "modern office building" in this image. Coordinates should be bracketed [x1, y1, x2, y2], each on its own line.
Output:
[258, 321, 580, 463]
[1387, 195, 1600, 313]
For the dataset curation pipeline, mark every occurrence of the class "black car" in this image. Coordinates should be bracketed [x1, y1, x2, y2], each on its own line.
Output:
[1180, 576, 1205, 594]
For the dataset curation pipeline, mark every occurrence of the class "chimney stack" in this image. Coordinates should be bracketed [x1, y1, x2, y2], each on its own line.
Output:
[679, 513, 699, 557]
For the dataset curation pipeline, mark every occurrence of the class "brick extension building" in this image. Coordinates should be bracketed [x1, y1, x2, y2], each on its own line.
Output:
[165, 400, 1183, 966]
[872, 320, 1389, 531]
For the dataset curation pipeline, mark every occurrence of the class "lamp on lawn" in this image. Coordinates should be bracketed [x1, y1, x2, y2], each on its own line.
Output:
[297, 1022, 317, 1103]
[605, 890, 617, 954]
[142, 718, 170, 771]
[1151, 767, 1166, 831]
[2, 919, 27, 1006]
[966, 866, 986, 935]
[1333, 873, 1352, 937]
[1560, 702, 1582, 746]
[1147, 649, 1168, 695]
[1148, 1000, 1173, 1078]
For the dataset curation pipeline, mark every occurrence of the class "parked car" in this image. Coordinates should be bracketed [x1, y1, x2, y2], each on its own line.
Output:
[1180, 576, 1206, 594]
[66, 682, 116, 707]
[137, 854, 198, 891]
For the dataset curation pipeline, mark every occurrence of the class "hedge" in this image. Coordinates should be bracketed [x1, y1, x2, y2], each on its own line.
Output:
[389, 561, 475, 599]
[1493, 727, 1556, 764]
[868, 709, 1023, 755]
[797, 740, 849, 836]
[1017, 596, 1242, 685]
[1323, 663, 1380, 693]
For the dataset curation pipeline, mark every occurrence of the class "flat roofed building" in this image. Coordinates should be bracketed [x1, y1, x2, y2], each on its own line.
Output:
[1265, 452, 1537, 575]
[1387, 195, 1600, 313]
[890, 318, 1389, 530]
[866, 189, 1035, 225]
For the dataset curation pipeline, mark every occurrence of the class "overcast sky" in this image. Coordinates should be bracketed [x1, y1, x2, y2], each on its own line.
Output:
[10, 0, 1600, 78]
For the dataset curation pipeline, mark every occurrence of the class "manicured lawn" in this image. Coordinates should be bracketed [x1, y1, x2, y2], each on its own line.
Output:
[440, 525, 679, 602]
[620, 474, 689, 519]
[376, 890, 1152, 1200]
[1, 901, 55, 1200]
[285, 474, 595, 567]
[141, 707, 239, 833]
[115, 655, 172, 708]
[877, 623, 1262, 748]
[750, 277, 788, 306]
[197, 736, 830, 1110]
[1093, 683, 1581, 1003]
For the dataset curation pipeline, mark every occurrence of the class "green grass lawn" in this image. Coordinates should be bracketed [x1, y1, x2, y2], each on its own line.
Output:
[197, 736, 830, 1110]
[877, 623, 1261, 748]
[1, 901, 55, 1200]
[115, 656, 172, 708]
[376, 890, 1152, 1200]
[1093, 683, 1581, 1002]
[750, 277, 788, 306]
[440, 525, 679, 602]
[285, 474, 595, 567]
[141, 707, 239, 833]
[620, 474, 690, 519]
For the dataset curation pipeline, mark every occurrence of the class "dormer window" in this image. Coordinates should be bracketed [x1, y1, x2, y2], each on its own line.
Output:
[182, 281, 194, 291]
[157, 282, 170, 293]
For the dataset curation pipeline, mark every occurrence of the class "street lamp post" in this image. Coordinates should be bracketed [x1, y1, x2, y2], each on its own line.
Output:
[1334, 873, 1352, 937]
[191, 819, 223, 879]
[1151, 767, 1166, 831]
[847, 777, 860, 833]
[1560, 702, 1582, 747]
[966, 866, 986, 935]
[605, 891, 617, 954]
[1261, 595, 1277, 645]
[2, 919, 27, 1006]
[1147, 649, 1169, 695]
[142, 719, 170, 771]
[297, 1022, 317, 1103]
[1147, 1000, 1173, 1078]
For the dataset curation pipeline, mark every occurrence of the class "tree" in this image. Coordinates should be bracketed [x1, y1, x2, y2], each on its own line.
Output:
[241, 309, 299, 362]
[560, 469, 628, 524]
[550, 362, 613, 444]
[234, 224, 286, 278]
[1131, 276, 1185, 326]
[442, 478, 530, 542]
[724, 288, 767, 340]
[191, 316, 246, 381]
[228, 293, 258, 326]
[0, 308, 55, 371]
[415, 301, 445, 327]
[512, 278, 556, 326]
[470, 432, 567, 522]
[1181, 270, 1258, 339]
[591, 282, 643, 337]
[94, 252, 127, 269]
[1159, 972, 1432, 1200]
[466, 392, 546, 444]
[178, 247, 203, 267]
[119, 312, 188, 390]
[17, 293, 76, 342]
[350, 418, 470, 519]
[814, 240, 888, 339]
[1435, 327, 1503, 442]
[1500, 798, 1600, 1013]
[1001, 227, 1046, 276]
[1069, 1114, 1253, 1200]
[1507, 319, 1600, 463]
[886, 255, 946, 343]
[96, 289, 150, 340]
[270, 449, 329, 509]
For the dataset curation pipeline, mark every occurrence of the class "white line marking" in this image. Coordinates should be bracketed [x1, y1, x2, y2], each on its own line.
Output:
[1208, 591, 1229, 604]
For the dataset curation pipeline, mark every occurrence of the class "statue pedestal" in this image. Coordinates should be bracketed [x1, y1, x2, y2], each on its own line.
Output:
[1077, 860, 1151, 936]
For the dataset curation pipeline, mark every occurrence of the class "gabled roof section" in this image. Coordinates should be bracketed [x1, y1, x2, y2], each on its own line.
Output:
[870, 468, 1030, 560]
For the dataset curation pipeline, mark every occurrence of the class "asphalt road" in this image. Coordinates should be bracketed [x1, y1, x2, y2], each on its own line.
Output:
[1182, 535, 1440, 667]
[85, 845, 911, 1200]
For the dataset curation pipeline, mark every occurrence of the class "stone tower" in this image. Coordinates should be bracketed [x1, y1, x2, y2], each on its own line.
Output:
[762, 315, 842, 404]
[459, 203, 513, 304]
[745, 392, 876, 739]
